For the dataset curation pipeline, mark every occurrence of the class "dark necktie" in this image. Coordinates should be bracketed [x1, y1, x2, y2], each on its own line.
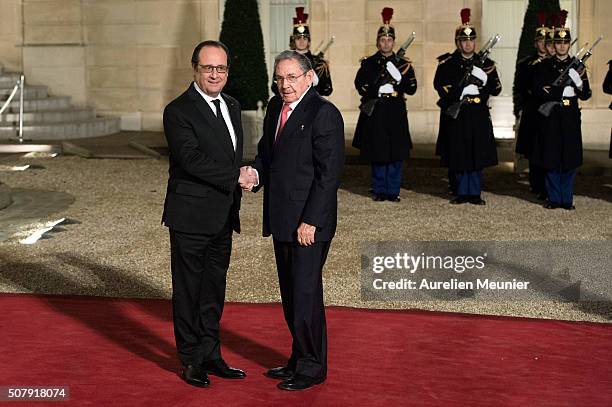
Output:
[212, 99, 233, 151]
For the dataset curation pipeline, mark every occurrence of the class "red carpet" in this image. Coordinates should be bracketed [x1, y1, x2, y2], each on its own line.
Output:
[0, 294, 610, 406]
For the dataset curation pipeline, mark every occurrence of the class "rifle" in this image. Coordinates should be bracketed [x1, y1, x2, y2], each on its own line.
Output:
[311, 36, 335, 70]
[538, 35, 603, 117]
[313, 36, 335, 60]
[445, 34, 501, 119]
[359, 32, 416, 116]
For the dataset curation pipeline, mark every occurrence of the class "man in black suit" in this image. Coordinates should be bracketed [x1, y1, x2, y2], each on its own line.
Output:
[246, 50, 344, 391]
[162, 40, 255, 388]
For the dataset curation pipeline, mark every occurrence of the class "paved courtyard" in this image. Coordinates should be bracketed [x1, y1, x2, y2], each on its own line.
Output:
[1, 133, 610, 322]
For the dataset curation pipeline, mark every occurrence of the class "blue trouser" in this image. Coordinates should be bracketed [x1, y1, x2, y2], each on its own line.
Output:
[545, 169, 576, 205]
[371, 161, 403, 196]
[453, 170, 482, 196]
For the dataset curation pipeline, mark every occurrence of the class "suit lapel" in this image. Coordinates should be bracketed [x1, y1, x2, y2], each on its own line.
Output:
[267, 97, 282, 153]
[187, 85, 235, 161]
[276, 87, 317, 145]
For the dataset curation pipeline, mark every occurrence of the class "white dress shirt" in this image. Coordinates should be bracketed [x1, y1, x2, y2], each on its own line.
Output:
[193, 82, 237, 151]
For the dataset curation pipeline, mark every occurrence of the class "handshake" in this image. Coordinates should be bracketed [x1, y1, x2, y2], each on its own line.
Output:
[239, 166, 258, 191]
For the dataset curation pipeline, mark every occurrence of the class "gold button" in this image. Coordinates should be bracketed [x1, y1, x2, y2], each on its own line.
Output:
[473, 97, 481, 104]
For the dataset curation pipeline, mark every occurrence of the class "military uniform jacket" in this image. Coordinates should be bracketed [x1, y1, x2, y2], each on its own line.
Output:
[272, 51, 333, 96]
[352, 51, 417, 162]
[433, 50, 502, 171]
[530, 56, 591, 171]
[515, 53, 546, 157]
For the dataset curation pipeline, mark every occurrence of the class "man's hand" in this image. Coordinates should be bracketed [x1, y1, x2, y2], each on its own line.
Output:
[378, 83, 394, 95]
[386, 61, 402, 82]
[460, 84, 480, 99]
[239, 166, 258, 191]
[471, 66, 488, 86]
[568, 68, 583, 89]
[297, 222, 316, 246]
[562, 86, 576, 97]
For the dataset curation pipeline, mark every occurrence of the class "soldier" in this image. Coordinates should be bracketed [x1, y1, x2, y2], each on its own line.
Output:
[530, 10, 591, 210]
[544, 13, 557, 58]
[433, 8, 502, 205]
[514, 11, 551, 200]
[271, 7, 332, 96]
[352, 7, 417, 202]
[604, 60, 612, 158]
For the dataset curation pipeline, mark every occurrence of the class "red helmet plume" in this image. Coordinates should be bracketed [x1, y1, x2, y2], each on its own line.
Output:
[460, 8, 471, 25]
[381, 7, 393, 24]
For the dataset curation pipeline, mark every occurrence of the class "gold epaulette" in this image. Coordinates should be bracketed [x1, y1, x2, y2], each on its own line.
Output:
[437, 53, 452, 65]
[483, 63, 496, 75]
[529, 57, 544, 66]
[398, 57, 412, 75]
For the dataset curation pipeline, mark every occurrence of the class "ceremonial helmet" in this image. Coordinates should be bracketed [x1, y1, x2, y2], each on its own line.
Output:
[553, 10, 571, 43]
[289, 7, 310, 49]
[534, 11, 549, 41]
[545, 12, 557, 44]
[377, 7, 395, 40]
[455, 8, 477, 40]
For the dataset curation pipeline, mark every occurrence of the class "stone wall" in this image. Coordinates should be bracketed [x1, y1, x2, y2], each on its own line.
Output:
[2, 0, 610, 147]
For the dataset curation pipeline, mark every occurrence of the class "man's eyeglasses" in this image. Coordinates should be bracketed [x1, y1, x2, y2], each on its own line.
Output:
[197, 64, 229, 74]
[273, 72, 306, 84]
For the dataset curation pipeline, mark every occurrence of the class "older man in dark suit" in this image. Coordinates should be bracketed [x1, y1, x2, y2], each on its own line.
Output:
[245, 50, 344, 391]
[162, 40, 255, 388]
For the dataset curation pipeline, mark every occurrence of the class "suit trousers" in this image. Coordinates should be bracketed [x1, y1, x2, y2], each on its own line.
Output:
[169, 218, 232, 367]
[273, 239, 331, 379]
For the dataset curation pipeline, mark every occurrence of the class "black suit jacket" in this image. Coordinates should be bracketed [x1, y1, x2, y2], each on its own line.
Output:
[162, 84, 243, 234]
[253, 87, 344, 242]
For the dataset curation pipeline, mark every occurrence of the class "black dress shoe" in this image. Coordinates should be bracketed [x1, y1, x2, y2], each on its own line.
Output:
[201, 359, 246, 379]
[543, 201, 560, 209]
[562, 204, 576, 210]
[468, 196, 486, 205]
[277, 374, 325, 391]
[386, 195, 401, 202]
[372, 194, 385, 202]
[535, 192, 548, 201]
[265, 366, 294, 380]
[182, 365, 209, 388]
[450, 196, 468, 205]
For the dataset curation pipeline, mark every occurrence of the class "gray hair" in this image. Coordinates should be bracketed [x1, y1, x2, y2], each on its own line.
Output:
[273, 50, 313, 74]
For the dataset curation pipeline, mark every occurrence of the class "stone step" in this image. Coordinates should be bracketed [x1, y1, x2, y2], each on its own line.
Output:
[0, 117, 120, 140]
[0, 85, 48, 100]
[2, 96, 71, 112]
[0, 73, 22, 87]
[0, 108, 95, 124]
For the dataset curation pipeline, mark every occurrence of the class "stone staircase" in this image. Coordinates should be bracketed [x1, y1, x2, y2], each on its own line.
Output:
[0, 64, 120, 140]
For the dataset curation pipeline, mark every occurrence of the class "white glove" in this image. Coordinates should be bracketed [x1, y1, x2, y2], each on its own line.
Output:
[312, 72, 320, 87]
[460, 84, 480, 99]
[471, 66, 488, 86]
[562, 86, 576, 97]
[386, 61, 402, 82]
[378, 83, 394, 94]
[568, 68, 583, 88]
